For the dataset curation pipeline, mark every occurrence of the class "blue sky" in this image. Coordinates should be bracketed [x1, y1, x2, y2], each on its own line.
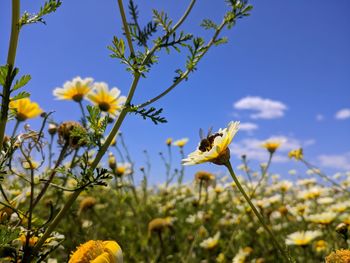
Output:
[1, 0, 349, 183]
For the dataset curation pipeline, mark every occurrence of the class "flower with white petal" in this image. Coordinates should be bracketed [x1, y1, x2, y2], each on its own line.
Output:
[286, 230, 322, 246]
[182, 121, 240, 165]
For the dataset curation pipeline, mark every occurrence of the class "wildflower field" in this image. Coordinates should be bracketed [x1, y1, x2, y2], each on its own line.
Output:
[1, 0, 350, 262]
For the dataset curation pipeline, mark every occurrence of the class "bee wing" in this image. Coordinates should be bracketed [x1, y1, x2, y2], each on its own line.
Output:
[207, 126, 213, 137]
[199, 128, 204, 140]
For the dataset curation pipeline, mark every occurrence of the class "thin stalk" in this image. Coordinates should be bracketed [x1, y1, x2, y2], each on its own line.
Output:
[32, 143, 69, 208]
[138, 20, 227, 109]
[33, 2, 141, 253]
[301, 159, 350, 194]
[250, 153, 273, 198]
[141, 0, 197, 67]
[48, 134, 54, 169]
[177, 147, 185, 185]
[225, 161, 292, 262]
[11, 120, 20, 137]
[242, 155, 253, 185]
[78, 101, 87, 127]
[22, 161, 35, 262]
[117, 0, 135, 58]
[0, 0, 20, 152]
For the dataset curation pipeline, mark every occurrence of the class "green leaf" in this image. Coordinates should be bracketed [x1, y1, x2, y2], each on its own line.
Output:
[19, 0, 62, 27]
[12, 74, 31, 91]
[152, 9, 172, 33]
[0, 225, 20, 246]
[201, 19, 218, 30]
[11, 91, 30, 101]
[129, 105, 167, 125]
[0, 65, 9, 86]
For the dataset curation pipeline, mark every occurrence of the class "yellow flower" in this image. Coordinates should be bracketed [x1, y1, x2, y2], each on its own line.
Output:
[53, 76, 93, 102]
[79, 197, 97, 214]
[148, 217, 174, 235]
[115, 163, 132, 177]
[262, 140, 281, 154]
[87, 82, 126, 116]
[165, 138, 172, 146]
[182, 121, 240, 165]
[108, 152, 116, 170]
[21, 159, 39, 170]
[9, 98, 42, 121]
[288, 148, 303, 160]
[216, 253, 225, 263]
[19, 234, 38, 247]
[232, 247, 253, 263]
[285, 230, 321, 246]
[173, 138, 189, 148]
[200, 232, 220, 250]
[195, 171, 215, 182]
[314, 240, 328, 253]
[326, 249, 350, 263]
[69, 240, 123, 263]
[306, 212, 337, 225]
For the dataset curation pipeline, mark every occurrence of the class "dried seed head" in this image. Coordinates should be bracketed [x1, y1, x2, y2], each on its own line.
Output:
[58, 121, 87, 148]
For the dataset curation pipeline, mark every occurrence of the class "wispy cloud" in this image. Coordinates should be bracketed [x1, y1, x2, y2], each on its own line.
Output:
[233, 96, 287, 119]
[335, 108, 350, 120]
[239, 122, 258, 132]
[316, 114, 324, 121]
[317, 152, 350, 170]
[231, 135, 314, 162]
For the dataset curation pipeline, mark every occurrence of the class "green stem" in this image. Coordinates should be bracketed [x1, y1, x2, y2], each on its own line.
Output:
[0, 0, 20, 153]
[301, 159, 350, 194]
[32, 143, 69, 209]
[225, 161, 291, 262]
[33, 2, 141, 253]
[117, 0, 135, 58]
[250, 153, 273, 198]
[11, 119, 20, 137]
[78, 101, 87, 127]
[138, 19, 227, 109]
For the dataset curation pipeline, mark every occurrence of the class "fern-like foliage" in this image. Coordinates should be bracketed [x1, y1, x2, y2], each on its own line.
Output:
[152, 10, 172, 33]
[19, 0, 62, 27]
[157, 31, 193, 53]
[128, 0, 158, 47]
[129, 105, 167, 125]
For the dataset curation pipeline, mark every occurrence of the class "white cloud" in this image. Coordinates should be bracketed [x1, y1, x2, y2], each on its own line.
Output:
[335, 108, 350, 120]
[318, 152, 350, 171]
[233, 96, 287, 119]
[239, 122, 258, 132]
[231, 135, 314, 163]
[316, 114, 324, 121]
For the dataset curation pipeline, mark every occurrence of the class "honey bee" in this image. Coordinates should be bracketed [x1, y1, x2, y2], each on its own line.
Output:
[198, 127, 222, 152]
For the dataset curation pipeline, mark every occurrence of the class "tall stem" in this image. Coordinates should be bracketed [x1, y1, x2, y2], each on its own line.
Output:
[0, 0, 20, 152]
[33, 1, 141, 254]
[250, 153, 272, 198]
[11, 120, 20, 137]
[78, 101, 87, 127]
[225, 161, 291, 262]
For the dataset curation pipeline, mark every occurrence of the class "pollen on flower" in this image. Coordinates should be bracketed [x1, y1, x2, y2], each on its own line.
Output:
[182, 121, 239, 166]
[69, 240, 123, 263]
[325, 249, 350, 263]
